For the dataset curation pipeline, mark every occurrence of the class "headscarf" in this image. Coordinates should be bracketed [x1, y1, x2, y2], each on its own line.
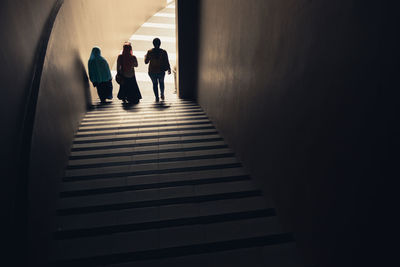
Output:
[119, 42, 136, 72]
[88, 47, 112, 83]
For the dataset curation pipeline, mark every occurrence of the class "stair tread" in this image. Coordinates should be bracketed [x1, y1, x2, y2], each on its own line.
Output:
[109, 243, 300, 267]
[60, 167, 247, 192]
[51, 217, 285, 261]
[64, 157, 240, 178]
[57, 196, 269, 230]
[59, 180, 256, 209]
[68, 148, 232, 167]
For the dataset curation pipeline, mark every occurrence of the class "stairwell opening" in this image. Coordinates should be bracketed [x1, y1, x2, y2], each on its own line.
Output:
[102, 0, 178, 105]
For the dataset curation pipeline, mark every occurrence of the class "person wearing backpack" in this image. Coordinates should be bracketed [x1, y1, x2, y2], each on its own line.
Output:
[144, 38, 171, 102]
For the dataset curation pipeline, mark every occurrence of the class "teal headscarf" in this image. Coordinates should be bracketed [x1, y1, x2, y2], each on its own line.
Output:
[88, 47, 112, 83]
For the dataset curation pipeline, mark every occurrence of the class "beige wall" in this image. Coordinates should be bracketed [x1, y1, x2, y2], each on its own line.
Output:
[51, 0, 166, 102]
[2, 0, 165, 265]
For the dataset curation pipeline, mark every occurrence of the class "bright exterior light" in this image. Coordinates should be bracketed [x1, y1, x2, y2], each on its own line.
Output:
[142, 22, 175, 29]
[129, 35, 175, 43]
[154, 13, 175, 18]
[111, 0, 177, 94]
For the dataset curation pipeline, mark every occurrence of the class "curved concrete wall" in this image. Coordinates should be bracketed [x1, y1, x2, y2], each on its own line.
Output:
[1, 0, 165, 265]
[0, 0, 56, 264]
[191, 0, 399, 266]
[29, 1, 166, 264]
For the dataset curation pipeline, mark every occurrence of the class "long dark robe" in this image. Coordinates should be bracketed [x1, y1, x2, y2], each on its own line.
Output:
[96, 80, 113, 100]
[117, 75, 142, 103]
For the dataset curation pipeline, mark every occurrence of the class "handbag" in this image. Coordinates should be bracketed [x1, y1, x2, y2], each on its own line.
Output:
[116, 55, 125, 85]
[116, 72, 124, 85]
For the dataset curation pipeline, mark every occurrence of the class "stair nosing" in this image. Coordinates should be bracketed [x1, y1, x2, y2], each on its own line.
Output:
[63, 162, 242, 182]
[60, 174, 250, 198]
[69, 144, 228, 160]
[56, 190, 262, 216]
[51, 233, 294, 266]
[54, 209, 276, 239]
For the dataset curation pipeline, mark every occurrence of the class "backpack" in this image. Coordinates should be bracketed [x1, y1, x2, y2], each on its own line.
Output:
[150, 49, 168, 72]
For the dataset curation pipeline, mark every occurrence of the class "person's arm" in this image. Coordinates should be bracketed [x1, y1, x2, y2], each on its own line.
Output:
[105, 61, 112, 81]
[88, 62, 94, 82]
[117, 56, 122, 73]
[133, 56, 138, 67]
[88, 61, 97, 86]
[144, 50, 151, 64]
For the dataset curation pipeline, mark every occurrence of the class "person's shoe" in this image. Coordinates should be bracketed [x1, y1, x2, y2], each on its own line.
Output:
[155, 97, 159, 102]
[161, 95, 165, 100]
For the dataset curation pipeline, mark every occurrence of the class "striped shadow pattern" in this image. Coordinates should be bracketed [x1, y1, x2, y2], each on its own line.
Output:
[50, 99, 301, 267]
[49, 1, 300, 265]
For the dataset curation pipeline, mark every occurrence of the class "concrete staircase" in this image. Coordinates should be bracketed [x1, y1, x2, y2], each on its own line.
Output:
[49, 2, 301, 266]
[50, 99, 300, 266]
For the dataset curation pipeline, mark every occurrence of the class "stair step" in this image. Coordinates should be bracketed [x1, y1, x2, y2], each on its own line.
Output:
[81, 111, 206, 122]
[55, 209, 276, 239]
[57, 190, 262, 216]
[109, 243, 300, 267]
[60, 167, 247, 193]
[50, 233, 295, 265]
[69, 142, 228, 159]
[74, 127, 216, 143]
[68, 147, 231, 167]
[60, 174, 249, 198]
[78, 116, 209, 131]
[59, 180, 256, 209]
[72, 130, 218, 145]
[76, 124, 212, 137]
[80, 114, 208, 127]
[76, 119, 211, 133]
[84, 106, 202, 117]
[75, 123, 214, 137]
[64, 160, 241, 182]
[57, 195, 268, 230]
[71, 136, 223, 152]
[67, 151, 234, 170]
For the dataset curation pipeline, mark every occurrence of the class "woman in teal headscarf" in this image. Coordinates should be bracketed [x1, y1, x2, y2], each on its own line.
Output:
[88, 47, 113, 103]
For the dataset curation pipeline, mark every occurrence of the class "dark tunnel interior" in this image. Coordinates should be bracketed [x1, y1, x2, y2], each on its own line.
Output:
[0, 0, 399, 266]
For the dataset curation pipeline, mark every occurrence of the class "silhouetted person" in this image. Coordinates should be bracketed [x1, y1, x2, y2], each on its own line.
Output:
[117, 42, 142, 104]
[145, 38, 171, 102]
[88, 47, 113, 103]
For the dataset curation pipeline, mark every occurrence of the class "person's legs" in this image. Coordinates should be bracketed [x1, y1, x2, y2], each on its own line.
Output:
[105, 80, 113, 100]
[149, 73, 159, 100]
[97, 82, 106, 103]
[159, 73, 165, 100]
[117, 82, 127, 102]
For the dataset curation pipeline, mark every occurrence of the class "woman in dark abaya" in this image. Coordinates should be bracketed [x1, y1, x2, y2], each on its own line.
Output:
[88, 47, 113, 103]
[117, 42, 142, 104]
